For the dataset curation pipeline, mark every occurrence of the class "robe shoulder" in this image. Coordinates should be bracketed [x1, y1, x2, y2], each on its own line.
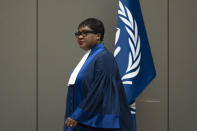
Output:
[92, 48, 119, 75]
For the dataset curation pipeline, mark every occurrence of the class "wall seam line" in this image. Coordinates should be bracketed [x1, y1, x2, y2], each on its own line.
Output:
[36, 0, 38, 131]
[167, 0, 170, 130]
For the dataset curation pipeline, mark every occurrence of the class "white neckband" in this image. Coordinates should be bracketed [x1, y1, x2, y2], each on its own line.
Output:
[68, 50, 91, 86]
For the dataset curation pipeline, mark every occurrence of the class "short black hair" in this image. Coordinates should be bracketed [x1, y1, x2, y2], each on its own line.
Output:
[78, 18, 105, 41]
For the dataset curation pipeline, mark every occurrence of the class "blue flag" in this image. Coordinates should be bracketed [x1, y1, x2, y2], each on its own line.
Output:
[114, 0, 156, 130]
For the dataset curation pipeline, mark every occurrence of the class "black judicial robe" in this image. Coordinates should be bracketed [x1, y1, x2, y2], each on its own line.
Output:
[64, 43, 133, 131]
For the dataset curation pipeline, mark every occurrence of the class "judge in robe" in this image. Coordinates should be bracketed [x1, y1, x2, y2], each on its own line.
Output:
[64, 18, 133, 131]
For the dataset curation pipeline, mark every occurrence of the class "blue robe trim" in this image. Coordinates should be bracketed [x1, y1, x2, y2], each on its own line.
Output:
[71, 107, 120, 128]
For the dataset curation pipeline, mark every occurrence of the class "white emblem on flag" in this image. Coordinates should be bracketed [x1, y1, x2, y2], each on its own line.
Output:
[115, 1, 141, 86]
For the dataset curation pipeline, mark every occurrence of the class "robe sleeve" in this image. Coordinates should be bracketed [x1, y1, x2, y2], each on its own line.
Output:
[70, 70, 121, 129]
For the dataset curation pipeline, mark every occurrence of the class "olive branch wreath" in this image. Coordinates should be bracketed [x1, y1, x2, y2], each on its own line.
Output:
[115, 1, 141, 86]
[114, 1, 141, 114]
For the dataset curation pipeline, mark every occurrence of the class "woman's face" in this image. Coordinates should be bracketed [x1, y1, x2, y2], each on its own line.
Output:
[76, 26, 101, 50]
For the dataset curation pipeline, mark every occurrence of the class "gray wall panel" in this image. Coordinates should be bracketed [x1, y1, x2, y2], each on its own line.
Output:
[136, 0, 168, 131]
[0, 0, 36, 131]
[137, 102, 161, 131]
[169, 0, 197, 131]
[38, 0, 118, 130]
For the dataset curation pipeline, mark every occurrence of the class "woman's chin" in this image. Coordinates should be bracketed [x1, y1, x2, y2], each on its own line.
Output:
[79, 45, 86, 50]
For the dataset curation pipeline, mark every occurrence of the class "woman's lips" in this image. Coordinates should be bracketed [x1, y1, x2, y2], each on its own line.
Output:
[79, 41, 84, 45]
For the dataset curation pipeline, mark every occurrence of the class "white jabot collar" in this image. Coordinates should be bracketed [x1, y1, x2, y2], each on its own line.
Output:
[68, 50, 91, 86]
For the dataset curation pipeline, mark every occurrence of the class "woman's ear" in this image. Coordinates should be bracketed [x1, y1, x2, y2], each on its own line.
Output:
[96, 33, 101, 41]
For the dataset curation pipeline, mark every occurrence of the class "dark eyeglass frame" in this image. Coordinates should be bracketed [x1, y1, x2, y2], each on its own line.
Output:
[74, 30, 97, 38]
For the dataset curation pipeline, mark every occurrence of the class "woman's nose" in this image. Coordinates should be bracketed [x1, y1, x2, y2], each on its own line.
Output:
[78, 35, 84, 39]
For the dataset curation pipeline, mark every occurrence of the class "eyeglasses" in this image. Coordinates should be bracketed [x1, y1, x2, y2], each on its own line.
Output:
[74, 30, 96, 38]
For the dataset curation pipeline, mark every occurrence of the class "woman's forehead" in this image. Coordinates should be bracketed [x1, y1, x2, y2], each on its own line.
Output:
[78, 25, 92, 31]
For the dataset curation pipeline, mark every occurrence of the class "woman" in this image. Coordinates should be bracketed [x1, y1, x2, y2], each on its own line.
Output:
[64, 18, 133, 131]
